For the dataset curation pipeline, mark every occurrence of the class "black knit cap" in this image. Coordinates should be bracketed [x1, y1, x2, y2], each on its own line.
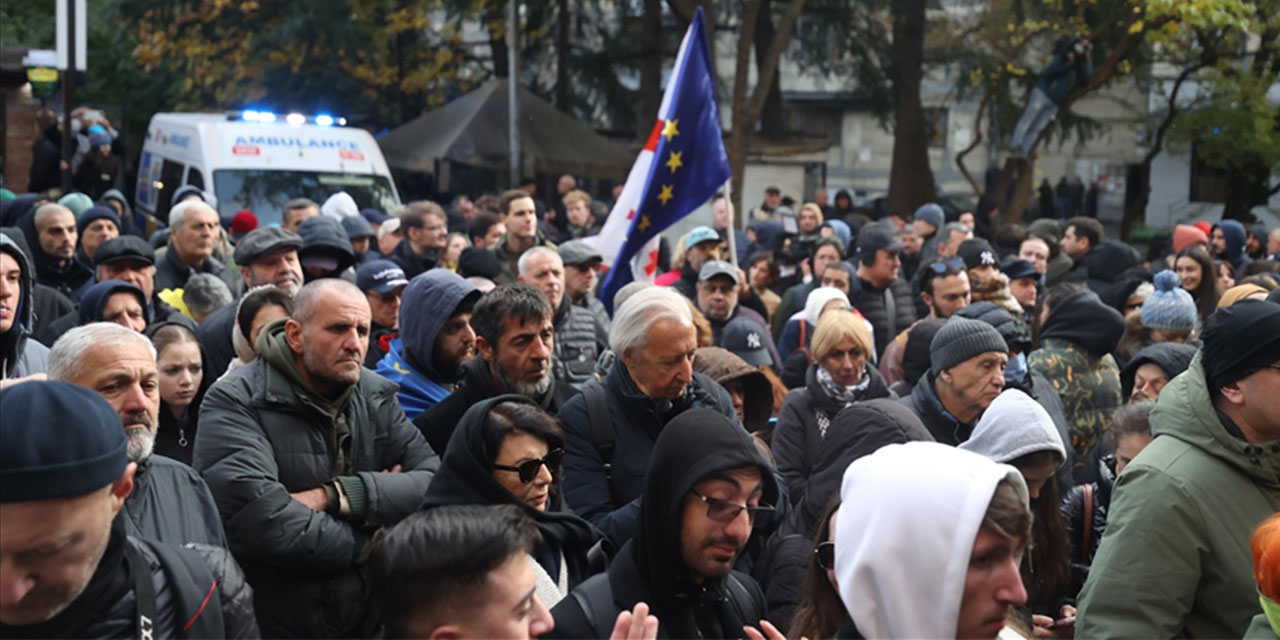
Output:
[1201, 299, 1280, 392]
[930, 317, 1009, 372]
[0, 381, 128, 503]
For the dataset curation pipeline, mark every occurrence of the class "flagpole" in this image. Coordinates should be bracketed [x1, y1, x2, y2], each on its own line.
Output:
[722, 177, 738, 270]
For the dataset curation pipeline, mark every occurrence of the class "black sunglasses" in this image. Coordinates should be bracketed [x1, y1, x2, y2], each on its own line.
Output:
[493, 448, 564, 484]
[929, 258, 965, 273]
[690, 489, 775, 524]
[815, 541, 836, 571]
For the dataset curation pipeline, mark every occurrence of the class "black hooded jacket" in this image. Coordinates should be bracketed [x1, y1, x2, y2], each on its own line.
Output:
[389, 238, 437, 279]
[901, 370, 977, 445]
[1038, 289, 1125, 357]
[422, 394, 602, 590]
[297, 216, 356, 282]
[0, 232, 50, 379]
[1, 226, 75, 348]
[548, 408, 777, 639]
[754, 399, 931, 628]
[1119, 342, 1198, 399]
[414, 355, 576, 455]
[15, 207, 93, 297]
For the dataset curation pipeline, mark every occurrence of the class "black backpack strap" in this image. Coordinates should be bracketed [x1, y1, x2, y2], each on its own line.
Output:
[569, 573, 619, 637]
[725, 572, 764, 629]
[143, 541, 226, 639]
[581, 380, 615, 481]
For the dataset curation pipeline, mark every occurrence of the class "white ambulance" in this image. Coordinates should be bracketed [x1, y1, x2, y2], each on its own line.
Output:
[135, 111, 401, 228]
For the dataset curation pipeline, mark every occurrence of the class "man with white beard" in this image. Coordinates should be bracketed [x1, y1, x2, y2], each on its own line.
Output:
[48, 322, 226, 547]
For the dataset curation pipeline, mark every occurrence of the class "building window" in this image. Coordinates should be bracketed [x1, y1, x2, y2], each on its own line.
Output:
[1189, 141, 1229, 204]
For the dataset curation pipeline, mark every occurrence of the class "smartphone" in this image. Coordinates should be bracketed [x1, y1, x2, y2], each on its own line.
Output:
[1050, 616, 1076, 629]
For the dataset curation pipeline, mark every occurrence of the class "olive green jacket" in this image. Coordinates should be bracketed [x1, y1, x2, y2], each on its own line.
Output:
[1077, 352, 1280, 638]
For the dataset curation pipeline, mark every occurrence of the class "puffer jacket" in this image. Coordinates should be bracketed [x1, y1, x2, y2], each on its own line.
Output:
[1029, 290, 1124, 468]
[195, 320, 438, 638]
[851, 276, 916, 359]
[901, 370, 977, 446]
[0, 520, 258, 639]
[1060, 457, 1113, 600]
[773, 364, 893, 505]
[0, 233, 49, 379]
[154, 243, 229, 295]
[1077, 352, 1280, 639]
[552, 297, 609, 391]
[558, 360, 736, 546]
[123, 454, 226, 548]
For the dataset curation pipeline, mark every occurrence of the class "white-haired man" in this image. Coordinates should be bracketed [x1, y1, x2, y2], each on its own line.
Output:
[556, 286, 738, 546]
[154, 199, 230, 294]
[48, 322, 226, 547]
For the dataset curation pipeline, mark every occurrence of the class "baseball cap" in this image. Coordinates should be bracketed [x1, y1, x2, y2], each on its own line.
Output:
[377, 218, 402, 239]
[94, 236, 155, 267]
[559, 240, 603, 267]
[957, 238, 998, 270]
[356, 260, 409, 294]
[698, 260, 739, 284]
[722, 317, 772, 366]
[233, 227, 303, 265]
[855, 225, 903, 256]
[360, 208, 391, 225]
[686, 226, 721, 250]
[1001, 257, 1038, 281]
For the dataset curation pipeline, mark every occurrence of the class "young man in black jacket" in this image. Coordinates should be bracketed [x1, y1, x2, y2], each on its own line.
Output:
[549, 408, 778, 639]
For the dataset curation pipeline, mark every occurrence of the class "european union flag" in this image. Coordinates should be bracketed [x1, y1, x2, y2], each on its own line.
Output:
[597, 7, 730, 312]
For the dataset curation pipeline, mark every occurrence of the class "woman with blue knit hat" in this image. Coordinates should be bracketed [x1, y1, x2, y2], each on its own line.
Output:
[1140, 270, 1199, 342]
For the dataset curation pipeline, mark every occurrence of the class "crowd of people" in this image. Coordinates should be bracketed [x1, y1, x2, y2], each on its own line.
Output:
[2, 177, 1279, 640]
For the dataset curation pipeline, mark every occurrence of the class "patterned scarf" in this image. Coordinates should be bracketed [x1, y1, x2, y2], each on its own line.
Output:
[815, 366, 870, 437]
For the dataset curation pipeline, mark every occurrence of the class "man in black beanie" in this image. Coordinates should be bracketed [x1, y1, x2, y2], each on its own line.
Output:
[1078, 299, 1280, 639]
[0, 380, 258, 638]
[901, 317, 1009, 445]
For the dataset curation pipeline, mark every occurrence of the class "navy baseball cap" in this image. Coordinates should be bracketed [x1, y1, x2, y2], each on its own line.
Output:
[356, 260, 409, 294]
[722, 317, 773, 367]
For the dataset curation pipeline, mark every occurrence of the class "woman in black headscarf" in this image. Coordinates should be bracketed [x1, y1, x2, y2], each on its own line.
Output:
[422, 394, 602, 608]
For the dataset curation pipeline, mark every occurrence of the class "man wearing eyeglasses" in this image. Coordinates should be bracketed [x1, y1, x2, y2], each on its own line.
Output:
[390, 200, 449, 278]
[1078, 300, 1280, 639]
[549, 408, 778, 640]
[196, 278, 439, 638]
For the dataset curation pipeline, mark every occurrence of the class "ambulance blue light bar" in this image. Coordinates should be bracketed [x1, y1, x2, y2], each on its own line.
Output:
[229, 110, 345, 126]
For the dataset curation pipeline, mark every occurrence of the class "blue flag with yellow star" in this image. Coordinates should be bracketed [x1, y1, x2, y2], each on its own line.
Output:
[597, 6, 730, 312]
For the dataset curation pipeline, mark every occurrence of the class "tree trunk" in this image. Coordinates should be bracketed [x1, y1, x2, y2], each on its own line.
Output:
[753, 0, 784, 139]
[887, 0, 936, 215]
[638, 0, 663, 140]
[555, 0, 571, 110]
[488, 2, 509, 78]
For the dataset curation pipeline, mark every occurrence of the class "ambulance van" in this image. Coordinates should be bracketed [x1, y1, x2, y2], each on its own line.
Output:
[135, 111, 401, 228]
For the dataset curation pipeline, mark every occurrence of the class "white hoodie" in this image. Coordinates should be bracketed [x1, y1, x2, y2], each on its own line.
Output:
[959, 389, 1066, 464]
[321, 191, 359, 220]
[836, 441, 1029, 639]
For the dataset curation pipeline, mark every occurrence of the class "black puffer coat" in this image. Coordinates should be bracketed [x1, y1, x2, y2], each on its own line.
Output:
[753, 400, 931, 629]
[851, 276, 916, 359]
[773, 364, 893, 505]
[0, 520, 258, 639]
[195, 321, 438, 638]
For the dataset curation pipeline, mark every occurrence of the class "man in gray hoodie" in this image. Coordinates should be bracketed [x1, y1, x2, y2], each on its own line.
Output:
[0, 233, 49, 384]
[375, 269, 481, 420]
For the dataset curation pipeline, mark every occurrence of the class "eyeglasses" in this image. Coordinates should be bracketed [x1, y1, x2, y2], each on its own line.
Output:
[928, 258, 965, 273]
[492, 448, 563, 484]
[815, 541, 836, 571]
[690, 489, 775, 524]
